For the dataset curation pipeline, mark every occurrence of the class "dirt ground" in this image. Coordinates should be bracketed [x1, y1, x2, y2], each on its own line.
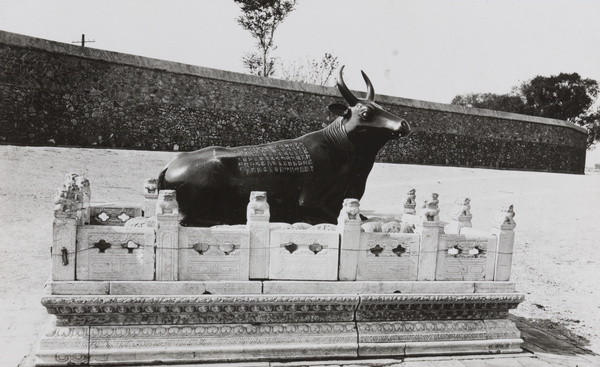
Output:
[0, 145, 599, 366]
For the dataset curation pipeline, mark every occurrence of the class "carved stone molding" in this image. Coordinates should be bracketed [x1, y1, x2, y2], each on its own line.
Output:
[359, 320, 487, 343]
[35, 322, 90, 366]
[356, 293, 524, 321]
[358, 318, 520, 343]
[87, 322, 357, 364]
[42, 294, 359, 326]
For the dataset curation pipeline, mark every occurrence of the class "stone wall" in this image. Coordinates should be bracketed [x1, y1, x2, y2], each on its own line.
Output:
[0, 31, 587, 173]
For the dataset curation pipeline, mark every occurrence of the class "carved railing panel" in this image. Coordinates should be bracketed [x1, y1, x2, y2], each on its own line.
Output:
[356, 233, 420, 281]
[90, 205, 142, 226]
[76, 226, 155, 280]
[269, 229, 340, 280]
[179, 227, 250, 281]
[435, 234, 498, 281]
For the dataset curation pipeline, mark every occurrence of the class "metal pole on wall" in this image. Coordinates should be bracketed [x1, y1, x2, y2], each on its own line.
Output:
[72, 34, 95, 47]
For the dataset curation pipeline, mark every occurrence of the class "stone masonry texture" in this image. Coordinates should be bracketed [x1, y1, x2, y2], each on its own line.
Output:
[0, 31, 588, 173]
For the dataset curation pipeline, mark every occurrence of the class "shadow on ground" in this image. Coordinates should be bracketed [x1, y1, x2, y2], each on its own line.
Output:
[512, 314, 600, 366]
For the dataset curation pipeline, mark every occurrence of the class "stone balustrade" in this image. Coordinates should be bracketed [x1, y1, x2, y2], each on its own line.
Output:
[51, 176, 516, 285]
[40, 174, 523, 366]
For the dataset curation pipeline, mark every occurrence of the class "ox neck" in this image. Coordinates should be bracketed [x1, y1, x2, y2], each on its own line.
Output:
[324, 118, 355, 159]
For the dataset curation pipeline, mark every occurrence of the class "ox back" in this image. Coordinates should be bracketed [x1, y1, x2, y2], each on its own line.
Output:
[158, 119, 358, 226]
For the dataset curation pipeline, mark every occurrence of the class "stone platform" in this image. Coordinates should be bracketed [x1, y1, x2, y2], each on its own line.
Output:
[36, 175, 525, 365]
[36, 281, 524, 366]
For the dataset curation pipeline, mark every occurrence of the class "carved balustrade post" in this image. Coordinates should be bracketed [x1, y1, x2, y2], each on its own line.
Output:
[155, 190, 180, 281]
[447, 197, 473, 234]
[52, 217, 77, 281]
[247, 191, 271, 280]
[416, 193, 444, 280]
[52, 175, 81, 280]
[491, 204, 517, 281]
[337, 198, 362, 281]
[142, 178, 159, 217]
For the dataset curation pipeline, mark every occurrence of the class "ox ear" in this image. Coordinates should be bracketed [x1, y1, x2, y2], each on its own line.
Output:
[328, 103, 349, 117]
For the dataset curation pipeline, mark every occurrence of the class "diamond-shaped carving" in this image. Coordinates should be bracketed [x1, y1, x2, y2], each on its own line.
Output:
[97, 212, 110, 222]
[309, 243, 323, 254]
[219, 243, 235, 255]
[392, 244, 407, 257]
[193, 243, 210, 255]
[117, 212, 131, 222]
[447, 246, 460, 256]
[122, 240, 140, 254]
[92, 240, 112, 253]
[284, 242, 298, 254]
[369, 245, 384, 257]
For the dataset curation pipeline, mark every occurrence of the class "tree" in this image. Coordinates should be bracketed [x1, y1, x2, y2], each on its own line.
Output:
[571, 104, 600, 149]
[518, 73, 599, 120]
[451, 73, 600, 147]
[451, 92, 526, 114]
[275, 53, 339, 86]
[235, 0, 297, 77]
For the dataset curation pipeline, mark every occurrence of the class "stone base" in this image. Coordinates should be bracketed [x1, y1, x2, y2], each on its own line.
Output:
[359, 319, 522, 357]
[36, 321, 522, 366]
[36, 288, 524, 366]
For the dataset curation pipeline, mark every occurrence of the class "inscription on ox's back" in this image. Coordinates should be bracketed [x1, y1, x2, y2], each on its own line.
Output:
[237, 142, 313, 175]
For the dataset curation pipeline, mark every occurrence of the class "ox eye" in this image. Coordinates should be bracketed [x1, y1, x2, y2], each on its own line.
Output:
[360, 109, 373, 121]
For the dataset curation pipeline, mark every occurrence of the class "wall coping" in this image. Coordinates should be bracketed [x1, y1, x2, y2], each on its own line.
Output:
[1, 30, 587, 134]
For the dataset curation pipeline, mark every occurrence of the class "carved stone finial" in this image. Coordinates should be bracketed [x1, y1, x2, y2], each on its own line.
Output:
[492, 204, 516, 229]
[75, 176, 91, 202]
[338, 198, 360, 222]
[447, 196, 472, 233]
[247, 191, 270, 220]
[403, 188, 417, 215]
[421, 193, 440, 222]
[74, 175, 91, 224]
[156, 190, 179, 215]
[144, 178, 158, 197]
[451, 197, 472, 221]
[54, 187, 77, 219]
[53, 175, 84, 219]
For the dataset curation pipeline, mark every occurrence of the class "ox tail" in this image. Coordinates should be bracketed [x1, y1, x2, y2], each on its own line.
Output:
[157, 167, 168, 191]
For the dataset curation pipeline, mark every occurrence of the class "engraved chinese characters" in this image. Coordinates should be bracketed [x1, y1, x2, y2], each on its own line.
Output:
[237, 142, 313, 175]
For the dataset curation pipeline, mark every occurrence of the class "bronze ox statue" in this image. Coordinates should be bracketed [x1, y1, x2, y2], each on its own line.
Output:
[157, 66, 412, 226]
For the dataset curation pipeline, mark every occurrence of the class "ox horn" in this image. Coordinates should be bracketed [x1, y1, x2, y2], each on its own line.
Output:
[337, 65, 359, 106]
[361, 70, 375, 101]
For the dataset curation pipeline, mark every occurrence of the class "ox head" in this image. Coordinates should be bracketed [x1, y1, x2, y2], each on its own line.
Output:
[329, 66, 411, 140]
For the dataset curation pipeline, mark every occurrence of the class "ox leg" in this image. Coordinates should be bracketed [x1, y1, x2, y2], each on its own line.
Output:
[176, 183, 245, 226]
[298, 195, 339, 225]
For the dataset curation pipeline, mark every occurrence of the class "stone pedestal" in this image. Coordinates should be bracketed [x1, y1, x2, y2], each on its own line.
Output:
[40, 179, 524, 365]
[37, 289, 524, 366]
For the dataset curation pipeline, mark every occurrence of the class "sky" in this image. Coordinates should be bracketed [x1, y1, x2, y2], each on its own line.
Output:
[1, 0, 599, 105]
